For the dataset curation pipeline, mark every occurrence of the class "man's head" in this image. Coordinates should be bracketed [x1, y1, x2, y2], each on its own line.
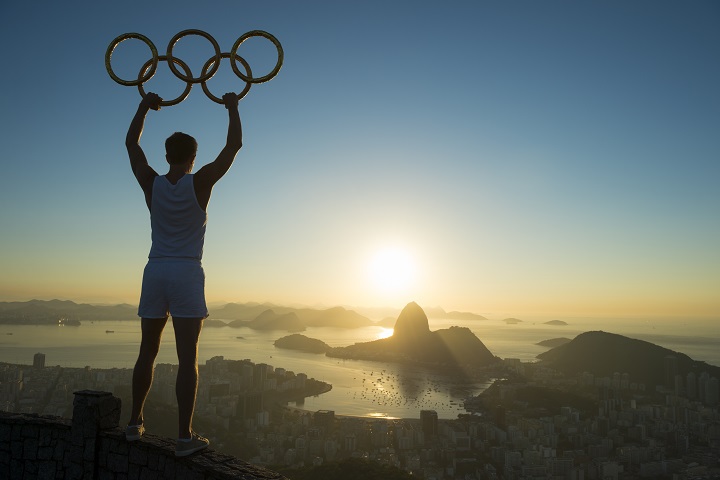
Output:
[165, 132, 197, 166]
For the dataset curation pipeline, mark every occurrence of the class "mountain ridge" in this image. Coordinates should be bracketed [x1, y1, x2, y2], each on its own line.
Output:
[537, 330, 720, 388]
[328, 302, 500, 368]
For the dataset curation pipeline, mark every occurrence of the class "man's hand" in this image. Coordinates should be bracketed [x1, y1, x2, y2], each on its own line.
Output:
[141, 92, 163, 111]
[222, 92, 239, 110]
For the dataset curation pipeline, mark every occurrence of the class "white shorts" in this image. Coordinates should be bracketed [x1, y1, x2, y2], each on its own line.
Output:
[137, 258, 208, 319]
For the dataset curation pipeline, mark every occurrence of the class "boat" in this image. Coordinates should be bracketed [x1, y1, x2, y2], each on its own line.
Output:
[106, 330, 114, 333]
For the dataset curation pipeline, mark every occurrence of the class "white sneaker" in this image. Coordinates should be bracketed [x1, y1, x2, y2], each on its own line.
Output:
[125, 424, 145, 442]
[175, 432, 209, 457]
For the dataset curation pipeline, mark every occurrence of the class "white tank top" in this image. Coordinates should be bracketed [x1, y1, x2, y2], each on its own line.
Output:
[148, 174, 207, 260]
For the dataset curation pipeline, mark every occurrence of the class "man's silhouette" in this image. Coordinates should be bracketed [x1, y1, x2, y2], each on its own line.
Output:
[124, 91, 242, 457]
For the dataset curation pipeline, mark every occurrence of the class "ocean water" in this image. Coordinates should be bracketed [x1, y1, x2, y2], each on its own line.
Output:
[0, 316, 717, 419]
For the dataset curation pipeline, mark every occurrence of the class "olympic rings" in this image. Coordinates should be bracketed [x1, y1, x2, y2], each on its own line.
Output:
[230, 30, 284, 84]
[105, 29, 283, 105]
[137, 56, 193, 107]
[166, 29, 221, 84]
[201, 53, 253, 104]
[105, 33, 158, 87]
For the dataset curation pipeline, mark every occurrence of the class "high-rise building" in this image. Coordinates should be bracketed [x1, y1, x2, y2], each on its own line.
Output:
[253, 363, 269, 390]
[33, 353, 45, 369]
[664, 356, 678, 390]
[344, 434, 357, 452]
[314, 410, 335, 431]
[421, 410, 438, 436]
[495, 404, 507, 430]
[686, 372, 697, 400]
[706, 377, 719, 407]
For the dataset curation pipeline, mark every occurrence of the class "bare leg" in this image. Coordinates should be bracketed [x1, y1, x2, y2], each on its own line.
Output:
[129, 317, 168, 426]
[172, 316, 204, 439]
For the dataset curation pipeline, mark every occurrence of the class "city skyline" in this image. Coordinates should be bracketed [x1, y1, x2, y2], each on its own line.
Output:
[1, 1, 718, 318]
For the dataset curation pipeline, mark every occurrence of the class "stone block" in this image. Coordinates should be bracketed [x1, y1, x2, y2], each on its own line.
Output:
[147, 451, 159, 470]
[21, 424, 39, 438]
[128, 462, 140, 479]
[10, 440, 22, 459]
[129, 445, 148, 465]
[107, 452, 129, 473]
[70, 427, 85, 447]
[38, 446, 54, 460]
[9, 459, 24, 479]
[25, 460, 39, 475]
[52, 442, 65, 461]
[82, 440, 96, 462]
[37, 460, 56, 479]
[187, 469, 205, 480]
[98, 396, 122, 430]
[163, 459, 176, 478]
[98, 470, 115, 480]
[0, 423, 11, 442]
[97, 440, 110, 466]
[139, 466, 160, 480]
[23, 437, 38, 460]
[72, 390, 121, 431]
[65, 462, 84, 480]
[38, 428, 53, 447]
[115, 439, 129, 455]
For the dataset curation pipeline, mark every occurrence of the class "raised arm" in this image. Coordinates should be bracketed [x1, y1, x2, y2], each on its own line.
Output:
[194, 93, 242, 203]
[126, 93, 161, 209]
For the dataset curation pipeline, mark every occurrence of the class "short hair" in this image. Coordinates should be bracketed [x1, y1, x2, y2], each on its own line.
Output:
[165, 132, 197, 165]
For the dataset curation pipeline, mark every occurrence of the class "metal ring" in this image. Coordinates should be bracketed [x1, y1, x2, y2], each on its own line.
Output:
[166, 29, 222, 84]
[105, 33, 158, 87]
[137, 56, 193, 107]
[107, 29, 282, 105]
[230, 30, 284, 84]
[200, 53, 253, 104]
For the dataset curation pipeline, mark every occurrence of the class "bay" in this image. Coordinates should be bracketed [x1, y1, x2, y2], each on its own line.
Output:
[0, 315, 717, 419]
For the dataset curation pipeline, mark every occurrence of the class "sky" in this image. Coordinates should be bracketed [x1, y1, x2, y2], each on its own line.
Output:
[0, 1, 718, 319]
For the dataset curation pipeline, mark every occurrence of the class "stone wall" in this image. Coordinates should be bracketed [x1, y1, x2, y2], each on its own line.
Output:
[0, 390, 287, 480]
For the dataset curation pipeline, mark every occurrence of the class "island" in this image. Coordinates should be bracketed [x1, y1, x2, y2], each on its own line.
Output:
[535, 337, 572, 348]
[503, 318, 523, 325]
[543, 320, 568, 326]
[274, 334, 331, 354]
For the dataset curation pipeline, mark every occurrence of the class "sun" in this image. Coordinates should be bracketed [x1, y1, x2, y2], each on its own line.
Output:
[368, 247, 417, 294]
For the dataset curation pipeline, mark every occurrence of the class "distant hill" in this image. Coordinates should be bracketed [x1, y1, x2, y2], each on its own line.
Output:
[537, 330, 720, 388]
[228, 309, 305, 332]
[536, 337, 572, 348]
[375, 317, 396, 328]
[425, 307, 488, 321]
[544, 320, 568, 326]
[274, 334, 331, 354]
[212, 302, 280, 321]
[216, 303, 372, 331]
[0, 299, 137, 324]
[203, 319, 228, 328]
[328, 302, 499, 367]
[503, 318, 522, 324]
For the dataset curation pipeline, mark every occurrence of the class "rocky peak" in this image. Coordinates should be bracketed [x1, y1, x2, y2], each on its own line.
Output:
[393, 302, 430, 339]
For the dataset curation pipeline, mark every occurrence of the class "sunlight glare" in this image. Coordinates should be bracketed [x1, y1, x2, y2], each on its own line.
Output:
[375, 327, 394, 340]
[368, 247, 417, 294]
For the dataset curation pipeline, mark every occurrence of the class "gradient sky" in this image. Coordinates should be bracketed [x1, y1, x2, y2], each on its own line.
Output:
[0, 1, 718, 318]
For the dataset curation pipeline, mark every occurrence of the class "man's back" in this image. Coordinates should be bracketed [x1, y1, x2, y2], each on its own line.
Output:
[149, 174, 207, 260]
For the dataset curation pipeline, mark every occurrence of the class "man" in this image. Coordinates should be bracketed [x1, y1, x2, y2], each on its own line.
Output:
[124, 91, 242, 457]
